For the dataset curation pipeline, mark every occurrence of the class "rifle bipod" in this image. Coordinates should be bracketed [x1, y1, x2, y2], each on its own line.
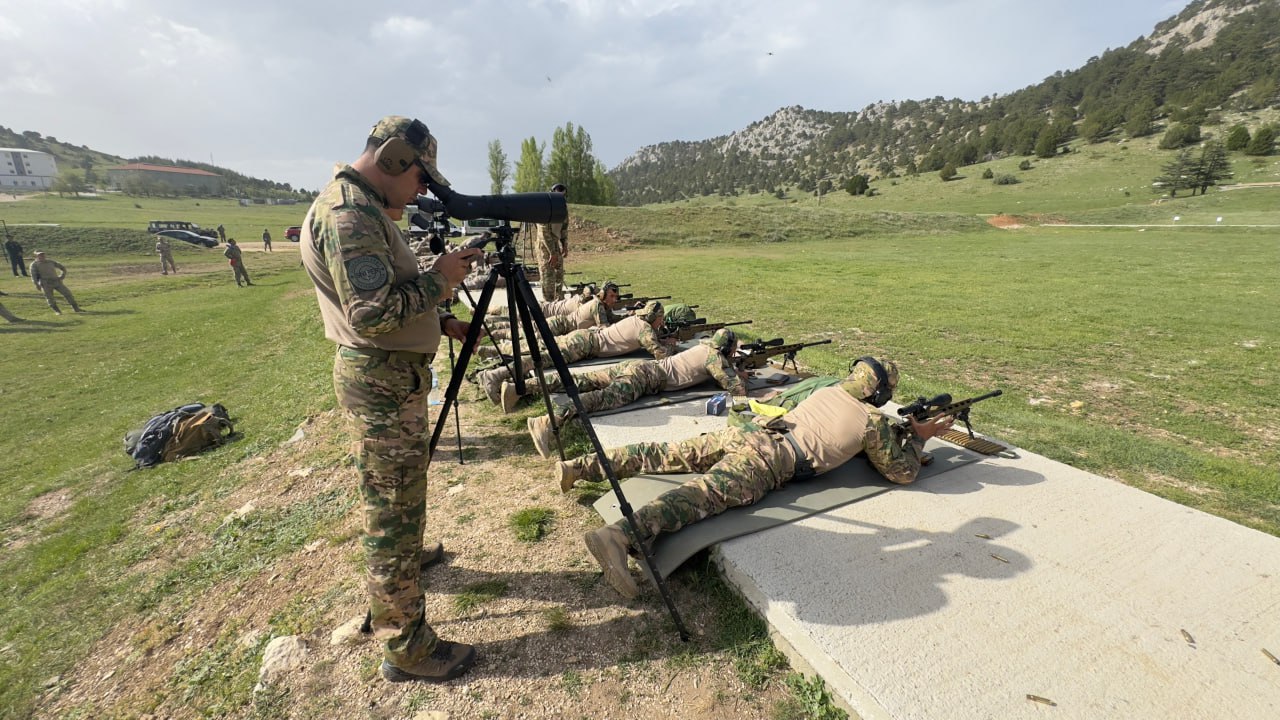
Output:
[426, 224, 692, 641]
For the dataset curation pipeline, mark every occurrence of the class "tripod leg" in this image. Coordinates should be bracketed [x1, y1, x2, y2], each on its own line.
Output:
[511, 283, 569, 461]
[509, 267, 690, 641]
[429, 267, 500, 460]
[447, 337, 464, 464]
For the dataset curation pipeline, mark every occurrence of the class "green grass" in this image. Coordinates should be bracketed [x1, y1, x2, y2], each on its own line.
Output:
[452, 580, 509, 614]
[508, 506, 556, 542]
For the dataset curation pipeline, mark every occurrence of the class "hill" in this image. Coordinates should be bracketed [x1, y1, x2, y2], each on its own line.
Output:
[0, 126, 310, 200]
[610, 0, 1280, 205]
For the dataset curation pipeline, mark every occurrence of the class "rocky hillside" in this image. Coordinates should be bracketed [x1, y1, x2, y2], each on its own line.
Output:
[610, 0, 1280, 205]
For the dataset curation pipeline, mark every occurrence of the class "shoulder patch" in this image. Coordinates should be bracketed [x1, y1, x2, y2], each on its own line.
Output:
[346, 256, 389, 291]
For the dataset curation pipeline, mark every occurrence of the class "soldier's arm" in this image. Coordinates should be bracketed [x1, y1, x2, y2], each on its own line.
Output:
[55, 261, 67, 278]
[639, 323, 674, 360]
[319, 205, 450, 338]
[707, 351, 744, 395]
[862, 412, 927, 485]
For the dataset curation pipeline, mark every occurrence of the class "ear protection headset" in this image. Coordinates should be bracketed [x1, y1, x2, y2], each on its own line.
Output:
[851, 356, 893, 407]
[374, 119, 431, 176]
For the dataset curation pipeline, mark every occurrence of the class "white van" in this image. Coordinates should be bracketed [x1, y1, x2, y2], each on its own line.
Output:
[460, 218, 502, 235]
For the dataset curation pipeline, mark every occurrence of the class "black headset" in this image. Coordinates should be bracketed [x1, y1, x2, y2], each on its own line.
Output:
[550, 183, 567, 193]
[852, 356, 893, 407]
[374, 119, 430, 176]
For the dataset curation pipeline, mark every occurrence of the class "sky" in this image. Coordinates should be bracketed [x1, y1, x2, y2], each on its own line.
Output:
[0, 0, 1188, 194]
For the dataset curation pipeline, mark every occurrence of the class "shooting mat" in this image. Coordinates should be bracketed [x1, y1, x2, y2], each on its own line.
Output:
[552, 370, 800, 418]
[592, 441, 981, 579]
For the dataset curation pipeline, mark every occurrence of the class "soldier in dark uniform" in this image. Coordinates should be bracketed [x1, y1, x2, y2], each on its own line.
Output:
[5, 236, 27, 277]
[300, 115, 482, 683]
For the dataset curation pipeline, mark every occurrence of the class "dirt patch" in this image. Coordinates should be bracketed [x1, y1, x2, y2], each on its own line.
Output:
[986, 214, 1024, 229]
[568, 218, 637, 255]
[37, 407, 795, 720]
[4, 489, 76, 552]
[985, 213, 1069, 229]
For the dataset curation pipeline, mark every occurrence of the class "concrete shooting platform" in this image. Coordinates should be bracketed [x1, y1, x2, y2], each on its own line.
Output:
[584, 400, 1280, 720]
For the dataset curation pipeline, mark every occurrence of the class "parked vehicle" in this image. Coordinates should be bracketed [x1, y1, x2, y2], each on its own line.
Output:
[285, 226, 302, 242]
[147, 220, 217, 239]
[154, 229, 218, 248]
[460, 218, 502, 235]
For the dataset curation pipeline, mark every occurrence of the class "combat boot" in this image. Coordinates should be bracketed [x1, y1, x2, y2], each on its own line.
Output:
[556, 459, 585, 493]
[527, 415, 556, 459]
[499, 381, 521, 414]
[380, 640, 477, 683]
[584, 524, 638, 599]
[475, 365, 511, 405]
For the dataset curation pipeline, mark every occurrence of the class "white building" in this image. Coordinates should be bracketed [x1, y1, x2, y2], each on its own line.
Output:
[0, 148, 58, 189]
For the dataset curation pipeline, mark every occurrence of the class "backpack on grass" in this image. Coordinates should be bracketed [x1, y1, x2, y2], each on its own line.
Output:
[124, 403, 235, 468]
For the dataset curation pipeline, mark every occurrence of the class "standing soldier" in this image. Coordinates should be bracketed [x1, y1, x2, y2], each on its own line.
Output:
[300, 115, 483, 683]
[533, 182, 569, 301]
[223, 239, 252, 286]
[262, 228, 273, 252]
[216, 224, 227, 244]
[155, 235, 178, 275]
[5, 232, 27, 277]
[29, 251, 83, 315]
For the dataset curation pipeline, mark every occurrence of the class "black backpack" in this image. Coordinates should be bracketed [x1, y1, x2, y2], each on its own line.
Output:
[124, 403, 234, 468]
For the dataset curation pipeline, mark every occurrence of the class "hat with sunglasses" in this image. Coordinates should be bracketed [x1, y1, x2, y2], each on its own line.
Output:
[369, 116, 449, 187]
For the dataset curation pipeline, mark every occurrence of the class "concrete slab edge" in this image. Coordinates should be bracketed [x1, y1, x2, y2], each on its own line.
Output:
[714, 546, 887, 720]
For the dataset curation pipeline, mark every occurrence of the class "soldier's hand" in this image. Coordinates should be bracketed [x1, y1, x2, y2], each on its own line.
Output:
[431, 248, 483, 287]
[908, 414, 955, 441]
[443, 318, 484, 349]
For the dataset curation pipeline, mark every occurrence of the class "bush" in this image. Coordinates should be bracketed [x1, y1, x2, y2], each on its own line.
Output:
[1159, 122, 1201, 149]
[938, 164, 957, 181]
[1245, 126, 1276, 156]
[1018, 159, 1033, 171]
[993, 174, 1020, 185]
[981, 168, 994, 179]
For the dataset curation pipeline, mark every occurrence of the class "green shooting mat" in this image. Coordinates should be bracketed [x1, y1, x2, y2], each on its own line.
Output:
[592, 441, 981, 579]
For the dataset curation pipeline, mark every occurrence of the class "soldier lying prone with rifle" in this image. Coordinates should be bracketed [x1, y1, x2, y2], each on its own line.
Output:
[560, 355, 958, 598]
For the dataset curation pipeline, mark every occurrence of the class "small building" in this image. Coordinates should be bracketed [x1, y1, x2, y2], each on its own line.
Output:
[0, 148, 58, 189]
[106, 162, 223, 194]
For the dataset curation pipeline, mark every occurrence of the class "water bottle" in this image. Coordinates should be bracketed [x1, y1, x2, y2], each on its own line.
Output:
[428, 372, 442, 406]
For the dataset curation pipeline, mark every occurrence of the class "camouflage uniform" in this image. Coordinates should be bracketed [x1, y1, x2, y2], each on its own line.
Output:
[223, 242, 251, 286]
[262, 229, 273, 252]
[29, 256, 81, 313]
[299, 116, 456, 669]
[541, 341, 741, 422]
[534, 216, 568, 301]
[156, 237, 177, 275]
[569, 378, 925, 539]
[5, 238, 26, 277]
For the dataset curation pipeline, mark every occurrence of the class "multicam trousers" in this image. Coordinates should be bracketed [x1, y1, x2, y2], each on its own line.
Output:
[489, 313, 575, 342]
[160, 252, 177, 275]
[535, 229, 564, 302]
[541, 360, 666, 421]
[570, 426, 797, 538]
[333, 347, 438, 666]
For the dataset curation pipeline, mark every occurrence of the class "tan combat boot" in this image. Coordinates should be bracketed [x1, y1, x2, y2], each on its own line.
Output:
[380, 640, 477, 683]
[475, 366, 511, 405]
[527, 415, 556, 458]
[500, 381, 521, 414]
[584, 524, 638, 599]
[556, 459, 585, 493]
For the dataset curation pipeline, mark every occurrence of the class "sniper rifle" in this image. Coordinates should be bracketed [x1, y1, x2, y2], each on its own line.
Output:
[733, 337, 832, 372]
[896, 389, 1002, 440]
[664, 319, 753, 342]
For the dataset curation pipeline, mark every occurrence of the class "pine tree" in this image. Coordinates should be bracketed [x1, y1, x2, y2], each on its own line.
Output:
[487, 140, 509, 195]
[1194, 140, 1232, 194]
[1244, 125, 1276, 156]
[1225, 124, 1251, 151]
[1153, 149, 1196, 197]
[512, 137, 544, 193]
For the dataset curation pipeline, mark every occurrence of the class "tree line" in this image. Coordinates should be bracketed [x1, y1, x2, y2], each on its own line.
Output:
[487, 122, 617, 206]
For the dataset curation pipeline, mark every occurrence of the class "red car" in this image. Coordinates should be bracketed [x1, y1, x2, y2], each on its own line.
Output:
[285, 225, 302, 242]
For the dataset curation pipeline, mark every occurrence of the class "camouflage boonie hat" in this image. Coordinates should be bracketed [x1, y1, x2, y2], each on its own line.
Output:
[664, 303, 696, 324]
[843, 357, 899, 403]
[638, 300, 664, 322]
[369, 115, 449, 186]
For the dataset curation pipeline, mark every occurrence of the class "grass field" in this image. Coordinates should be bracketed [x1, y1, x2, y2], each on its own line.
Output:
[2, 157, 1278, 716]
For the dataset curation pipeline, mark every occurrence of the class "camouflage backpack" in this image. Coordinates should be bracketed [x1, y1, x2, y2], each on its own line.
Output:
[124, 403, 235, 468]
[662, 303, 697, 333]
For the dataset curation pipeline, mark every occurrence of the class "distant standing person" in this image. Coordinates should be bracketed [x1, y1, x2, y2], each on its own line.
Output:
[224, 239, 253, 286]
[155, 236, 178, 275]
[534, 182, 569, 301]
[5, 235, 27, 277]
[217, 224, 227, 243]
[262, 228, 273, 252]
[29, 251, 83, 314]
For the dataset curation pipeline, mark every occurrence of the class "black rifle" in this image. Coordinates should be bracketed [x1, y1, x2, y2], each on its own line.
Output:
[897, 390, 1002, 439]
[664, 319, 753, 342]
[733, 338, 832, 371]
[618, 294, 672, 306]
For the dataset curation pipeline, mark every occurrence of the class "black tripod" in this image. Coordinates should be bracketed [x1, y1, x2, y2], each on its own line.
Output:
[428, 223, 691, 640]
